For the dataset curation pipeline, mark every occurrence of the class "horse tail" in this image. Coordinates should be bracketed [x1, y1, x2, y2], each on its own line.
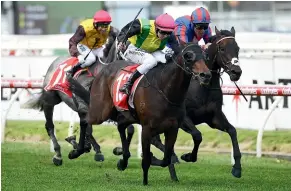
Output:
[20, 90, 44, 111]
[67, 77, 90, 105]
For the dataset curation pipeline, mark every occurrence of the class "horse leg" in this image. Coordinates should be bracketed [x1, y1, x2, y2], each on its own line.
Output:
[162, 126, 179, 167]
[43, 104, 62, 166]
[151, 135, 180, 164]
[87, 124, 104, 162]
[149, 125, 179, 183]
[207, 110, 242, 178]
[180, 116, 202, 162]
[113, 124, 135, 155]
[141, 125, 152, 185]
[68, 112, 87, 159]
[150, 135, 179, 181]
[117, 124, 131, 171]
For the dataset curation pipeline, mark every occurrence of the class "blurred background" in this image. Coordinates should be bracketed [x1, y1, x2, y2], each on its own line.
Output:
[2, 1, 291, 34]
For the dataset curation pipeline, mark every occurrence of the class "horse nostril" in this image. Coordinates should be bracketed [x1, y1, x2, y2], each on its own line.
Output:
[200, 72, 212, 79]
[206, 72, 212, 79]
[199, 73, 206, 78]
[231, 69, 237, 74]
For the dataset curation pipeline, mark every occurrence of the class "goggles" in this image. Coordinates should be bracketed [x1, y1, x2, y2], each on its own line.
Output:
[94, 22, 110, 28]
[158, 29, 172, 36]
[194, 23, 209, 30]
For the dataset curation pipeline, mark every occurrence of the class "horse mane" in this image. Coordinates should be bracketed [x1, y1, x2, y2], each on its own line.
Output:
[102, 28, 120, 63]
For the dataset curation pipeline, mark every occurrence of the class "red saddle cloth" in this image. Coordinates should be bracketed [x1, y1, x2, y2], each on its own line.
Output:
[112, 64, 143, 111]
[44, 57, 87, 97]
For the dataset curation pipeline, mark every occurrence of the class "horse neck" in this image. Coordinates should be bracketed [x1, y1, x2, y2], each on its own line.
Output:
[160, 62, 192, 105]
[207, 57, 222, 88]
[88, 60, 105, 77]
[103, 39, 118, 63]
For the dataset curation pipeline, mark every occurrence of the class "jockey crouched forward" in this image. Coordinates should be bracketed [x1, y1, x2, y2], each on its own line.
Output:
[117, 13, 181, 95]
[174, 7, 212, 51]
[67, 10, 118, 77]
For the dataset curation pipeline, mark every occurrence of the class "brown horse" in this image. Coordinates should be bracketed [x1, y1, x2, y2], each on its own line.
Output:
[115, 27, 243, 178]
[68, 42, 211, 185]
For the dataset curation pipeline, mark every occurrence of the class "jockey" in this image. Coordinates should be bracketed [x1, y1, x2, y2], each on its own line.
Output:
[117, 13, 180, 95]
[174, 7, 212, 50]
[67, 10, 118, 76]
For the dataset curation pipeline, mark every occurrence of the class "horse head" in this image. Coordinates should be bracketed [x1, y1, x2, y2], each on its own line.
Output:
[208, 26, 242, 82]
[171, 42, 212, 85]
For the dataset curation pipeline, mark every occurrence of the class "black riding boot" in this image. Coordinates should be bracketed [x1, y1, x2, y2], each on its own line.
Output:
[67, 63, 82, 77]
[119, 70, 142, 95]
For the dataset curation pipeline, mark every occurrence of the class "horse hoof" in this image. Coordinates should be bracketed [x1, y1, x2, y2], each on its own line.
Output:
[113, 147, 123, 155]
[65, 135, 76, 143]
[94, 153, 105, 162]
[84, 146, 91, 153]
[143, 179, 148, 186]
[52, 156, 63, 166]
[171, 177, 179, 182]
[117, 159, 127, 171]
[232, 167, 242, 178]
[181, 153, 197, 162]
[171, 155, 180, 164]
[68, 149, 80, 160]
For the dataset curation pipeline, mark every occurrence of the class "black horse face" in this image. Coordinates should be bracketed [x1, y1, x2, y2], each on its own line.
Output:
[181, 44, 212, 85]
[213, 27, 242, 82]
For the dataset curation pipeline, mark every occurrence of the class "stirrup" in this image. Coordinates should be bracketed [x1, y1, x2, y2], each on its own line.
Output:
[120, 84, 131, 95]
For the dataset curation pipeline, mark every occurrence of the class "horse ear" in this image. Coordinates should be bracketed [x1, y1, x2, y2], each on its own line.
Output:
[215, 26, 220, 35]
[231, 26, 235, 37]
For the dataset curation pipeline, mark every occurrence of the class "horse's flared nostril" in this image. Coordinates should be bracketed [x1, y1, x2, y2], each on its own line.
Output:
[203, 72, 212, 80]
[199, 73, 206, 78]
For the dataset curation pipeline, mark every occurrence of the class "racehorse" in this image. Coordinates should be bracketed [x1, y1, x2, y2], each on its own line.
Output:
[67, 42, 212, 185]
[114, 26, 243, 178]
[20, 32, 126, 166]
[178, 27, 243, 178]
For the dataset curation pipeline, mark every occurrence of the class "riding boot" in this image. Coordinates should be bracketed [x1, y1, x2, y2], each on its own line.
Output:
[119, 70, 142, 95]
[66, 62, 82, 77]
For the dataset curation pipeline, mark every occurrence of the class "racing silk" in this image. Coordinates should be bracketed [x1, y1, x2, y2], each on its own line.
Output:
[128, 19, 168, 53]
[174, 15, 212, 44]
[79, 19, 110, 49]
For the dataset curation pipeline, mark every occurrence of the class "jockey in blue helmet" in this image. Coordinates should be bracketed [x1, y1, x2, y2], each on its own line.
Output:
[174, 7, 212, 50]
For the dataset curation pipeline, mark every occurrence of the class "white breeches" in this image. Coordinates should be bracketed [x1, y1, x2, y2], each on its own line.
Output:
[77, 44, 105, 68]
[124, 44, 170, 74]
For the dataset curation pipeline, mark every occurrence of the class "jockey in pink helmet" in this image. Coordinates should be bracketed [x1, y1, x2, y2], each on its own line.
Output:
[67, 10, 119, 76]
[117, 13, 181, 95]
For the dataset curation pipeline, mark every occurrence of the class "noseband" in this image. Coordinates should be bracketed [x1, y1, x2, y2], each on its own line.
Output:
[212, 36, 239, 74]
[172, 44, 205, 79]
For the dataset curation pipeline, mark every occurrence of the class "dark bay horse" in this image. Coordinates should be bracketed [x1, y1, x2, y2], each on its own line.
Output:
[179, 27, 243, 178]
[68, 43, 212, 185]
[20, 33, 122, 166]
[114, 27, 243, 178]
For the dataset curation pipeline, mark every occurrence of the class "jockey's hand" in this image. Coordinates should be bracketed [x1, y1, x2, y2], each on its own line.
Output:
[201, 43, 212, 51]
[77, 55, 85, 64]
[165, 53, 173, 62]
[117, 42, 126, 51]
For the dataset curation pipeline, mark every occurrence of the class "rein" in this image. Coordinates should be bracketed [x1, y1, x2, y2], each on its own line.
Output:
[149, 44, 204, 106]
[205, 35, 248, 101]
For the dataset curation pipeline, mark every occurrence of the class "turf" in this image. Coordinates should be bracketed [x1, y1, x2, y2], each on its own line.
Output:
[5, 120, 291, 153]
[2, 142, 291, 191]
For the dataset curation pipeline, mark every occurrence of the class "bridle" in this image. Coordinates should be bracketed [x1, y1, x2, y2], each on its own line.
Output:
[171, 43, 205, 79]
[208, 35, 247, 101]
[210, 36, 239, 74]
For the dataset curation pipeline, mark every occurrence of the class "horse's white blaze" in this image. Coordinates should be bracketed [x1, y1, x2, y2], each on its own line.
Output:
[231, 57, 240, 66]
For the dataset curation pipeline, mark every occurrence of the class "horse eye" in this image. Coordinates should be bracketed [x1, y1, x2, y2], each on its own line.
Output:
[220, 47, 225, 52]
